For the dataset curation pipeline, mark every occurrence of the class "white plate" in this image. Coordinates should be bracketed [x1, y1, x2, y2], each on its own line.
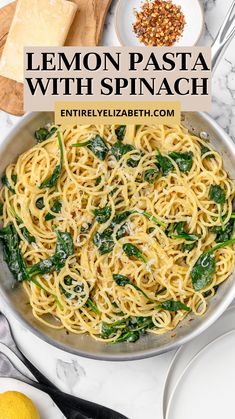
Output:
[163, 303, 235, 417]
[0, 378, 64, 419]
[166, 330, 235, 419]
[115, 0, 204, 47]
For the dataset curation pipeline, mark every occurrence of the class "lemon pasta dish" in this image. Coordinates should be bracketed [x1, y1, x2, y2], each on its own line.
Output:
[0, 123, 234, 344]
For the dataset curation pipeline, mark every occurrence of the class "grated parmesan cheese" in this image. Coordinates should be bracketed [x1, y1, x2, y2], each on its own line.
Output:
[146, 258, 155, 273]
[42, 274, 52, 280]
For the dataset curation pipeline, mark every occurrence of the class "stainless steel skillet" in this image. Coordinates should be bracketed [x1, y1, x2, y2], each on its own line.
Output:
[0, 3, 234, 361]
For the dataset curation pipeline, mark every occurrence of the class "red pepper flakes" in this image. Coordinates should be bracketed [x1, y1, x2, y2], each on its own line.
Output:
[133, 0, 186, 47]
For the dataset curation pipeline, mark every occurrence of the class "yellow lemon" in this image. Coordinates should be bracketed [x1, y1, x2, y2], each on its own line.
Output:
[0, 391, 40, 419]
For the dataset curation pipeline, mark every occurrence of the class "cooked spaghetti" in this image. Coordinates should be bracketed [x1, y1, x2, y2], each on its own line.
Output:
[0, 123, 235, 344]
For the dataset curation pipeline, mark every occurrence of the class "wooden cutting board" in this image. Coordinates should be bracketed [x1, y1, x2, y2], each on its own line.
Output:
[0, 0, 112, 116]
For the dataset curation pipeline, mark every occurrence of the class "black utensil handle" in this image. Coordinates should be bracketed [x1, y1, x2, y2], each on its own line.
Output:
[52, 403, 89, 419]
[16, 352, 127, 418]
[31, 380, 128, 419]
[65, 412, 89, 419]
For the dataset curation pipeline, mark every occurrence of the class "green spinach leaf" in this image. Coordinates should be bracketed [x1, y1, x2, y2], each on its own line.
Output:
[73, 135, 109, 161]
[39, 132, 63, 189]
[93, 227, 115, 255]
[27, 231, 74, 278]
[160, 299, 190, 311]
[35, 126, 57, 143]
[136, 210, 166, 228]
[116, 223, 128, 240]
[156, 287, 167, 295]
[143, 168, 160, 184]
[2, 174, 17, 194]
[113, 274, 151, 300]
[182, 242, 196, 253]
[111, 211, 133, 226]
[209, 185, 226, 225]
[20, 227, 36, 244]
[123, 243, 147, 263]
[210, 218, 235, 243]
[95, 176, 102, 186]
[111, 142, 142, 167]
[11, 207, 36, 244]
[111, 141, 134, 161]
[86, 298, 100, 314]
[101, 319, 127, 339]
[115, 331, 140, 343]
[36, 197, 45, 210]
[54, 231, 74, 268]
[203, 284, 219, 298]
[27, 255, 55, 278]
[209, 185, 226, 205]
[101, 315, 155, 342]
[115, 125, 126, 141]
[127, 152, 142, 168]
[168, 151, 193, 173]
[112, 316, 155, 343]
[191, 238, 235, 291]
[128, 316, 154, 331]
[0, 223, 28, 282]
[59, 283, 73, 299]
[93, 206, 111, 224]
[201, 144, 213, 159]
[45, 200, 62, 221]
[168, 222, 199, 242]
[156, 150, 173, 176]
[191, 252, 216, 291]
[60, 276, 85, 300]
[172, 231, 198, 241]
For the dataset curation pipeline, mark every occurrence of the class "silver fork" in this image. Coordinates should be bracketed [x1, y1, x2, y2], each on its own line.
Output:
[0, 349, 32, 383]
[0, 314, 35, 380]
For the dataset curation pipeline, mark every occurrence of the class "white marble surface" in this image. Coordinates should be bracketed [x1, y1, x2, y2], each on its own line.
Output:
[0, 1, 235, 418]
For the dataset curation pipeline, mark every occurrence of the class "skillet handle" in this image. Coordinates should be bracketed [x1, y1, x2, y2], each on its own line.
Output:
[211, 0, 235, 72]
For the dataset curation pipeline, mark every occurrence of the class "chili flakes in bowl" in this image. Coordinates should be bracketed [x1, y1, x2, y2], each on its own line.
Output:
[133, 0, 186, 46]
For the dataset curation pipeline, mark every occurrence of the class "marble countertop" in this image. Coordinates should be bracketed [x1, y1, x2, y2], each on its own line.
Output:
[0, 0, 235, 418]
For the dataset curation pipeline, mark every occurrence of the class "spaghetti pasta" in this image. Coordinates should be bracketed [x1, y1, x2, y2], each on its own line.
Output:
[0, 123, 234, 343]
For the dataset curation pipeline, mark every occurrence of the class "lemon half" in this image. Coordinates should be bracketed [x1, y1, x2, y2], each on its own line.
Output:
[0, 391, 40, 419]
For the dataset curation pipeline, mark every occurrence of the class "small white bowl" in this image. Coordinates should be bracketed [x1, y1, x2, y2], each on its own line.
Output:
[115, 0, 204, 47]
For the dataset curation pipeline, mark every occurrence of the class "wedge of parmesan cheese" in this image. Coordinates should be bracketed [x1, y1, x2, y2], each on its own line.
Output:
[0, 0, 78, 83]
